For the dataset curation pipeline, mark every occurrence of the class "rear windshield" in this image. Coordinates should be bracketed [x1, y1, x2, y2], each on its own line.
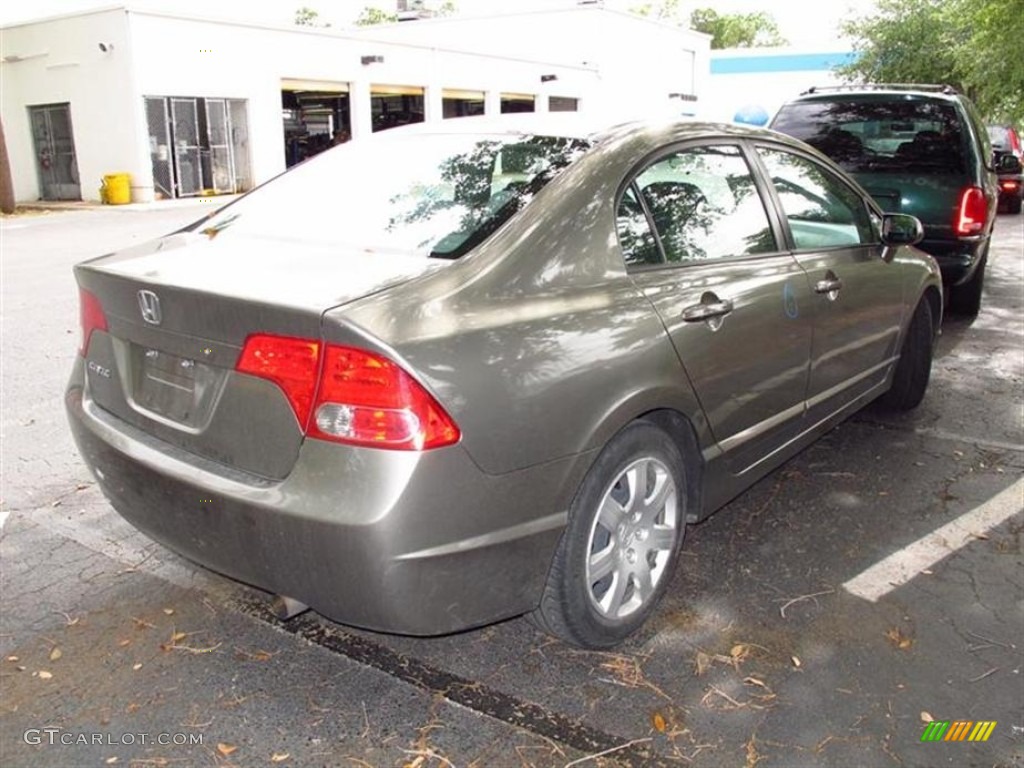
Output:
[772, 99, 966, 174]
[194, 132, 590, 258]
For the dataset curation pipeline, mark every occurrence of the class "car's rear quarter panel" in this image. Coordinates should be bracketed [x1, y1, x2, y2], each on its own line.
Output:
[331, 134, 712, 482]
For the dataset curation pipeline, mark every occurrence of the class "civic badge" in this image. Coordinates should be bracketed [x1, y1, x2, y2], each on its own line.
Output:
[137, 289, 162, 325]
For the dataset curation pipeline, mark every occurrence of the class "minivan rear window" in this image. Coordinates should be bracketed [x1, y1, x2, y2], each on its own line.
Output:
[772, 100, 966, 175]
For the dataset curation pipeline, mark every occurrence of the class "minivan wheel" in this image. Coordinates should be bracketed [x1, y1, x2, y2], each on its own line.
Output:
[877, 298, 934, 412]
[949, 253, 986, 316]
[1009, 197, 1022, 215]
[530, 421, 687, 649]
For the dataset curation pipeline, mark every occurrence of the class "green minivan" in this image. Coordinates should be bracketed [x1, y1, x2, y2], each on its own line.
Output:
[770, 85, 998, 315]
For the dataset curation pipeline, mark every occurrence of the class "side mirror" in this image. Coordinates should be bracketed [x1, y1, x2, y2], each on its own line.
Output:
[996, 153, 1023, 174]
[881, 213, 924, 245]
[880, 213, 923, 262]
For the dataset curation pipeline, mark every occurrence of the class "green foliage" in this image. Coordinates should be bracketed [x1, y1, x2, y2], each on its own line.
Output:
[631, 3, 785, 48]
[629, 0, 682, 21]
[355, 6, 399, 26]
[294, 6, 329, 27]
[840, 0, 1024, 123]
[689, 8, 786, 48]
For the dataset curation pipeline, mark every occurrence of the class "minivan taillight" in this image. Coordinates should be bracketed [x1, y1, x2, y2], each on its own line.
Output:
[79, 288, 108, 355]
[236, 335, 460, 451]
[954, 186, 987, 236]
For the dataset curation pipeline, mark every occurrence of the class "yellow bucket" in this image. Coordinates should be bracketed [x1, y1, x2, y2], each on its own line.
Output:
[102, 173, 131, 205]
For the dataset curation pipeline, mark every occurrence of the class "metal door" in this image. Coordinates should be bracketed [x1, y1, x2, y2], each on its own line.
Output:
[205, 98, 235, 194]
[170, 98, 202, 196]
[145, 97, 174, 199]
[29, 104, 81, 200]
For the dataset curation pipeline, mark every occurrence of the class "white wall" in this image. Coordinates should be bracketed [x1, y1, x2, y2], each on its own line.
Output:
[1, 9, 137, 202]
[1, 8, 599, 203]
[356, 8, 713, 120]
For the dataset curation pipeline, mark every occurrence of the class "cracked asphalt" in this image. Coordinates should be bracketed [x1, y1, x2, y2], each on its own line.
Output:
[1, 204, 1022, 767]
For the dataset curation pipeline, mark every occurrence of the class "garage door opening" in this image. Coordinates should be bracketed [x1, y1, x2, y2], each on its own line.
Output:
[443, 89, 485, 119]
[281, 79, 351, 168]
[372, 85, 425, 132]
[501, 93, 535, 113]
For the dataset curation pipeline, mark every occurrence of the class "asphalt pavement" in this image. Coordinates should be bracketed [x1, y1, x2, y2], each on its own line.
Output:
[1, 203, 1022, 767]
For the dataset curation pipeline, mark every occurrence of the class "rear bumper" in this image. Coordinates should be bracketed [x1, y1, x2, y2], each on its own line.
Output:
[66, 361, 583, 635]
[919, 235, 988, 287]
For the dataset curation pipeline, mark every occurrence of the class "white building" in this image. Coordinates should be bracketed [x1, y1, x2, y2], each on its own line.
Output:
[0, 3, 710, 204]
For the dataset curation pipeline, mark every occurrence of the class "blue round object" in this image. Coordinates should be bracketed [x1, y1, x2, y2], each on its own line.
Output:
[734, 104, 770, 127]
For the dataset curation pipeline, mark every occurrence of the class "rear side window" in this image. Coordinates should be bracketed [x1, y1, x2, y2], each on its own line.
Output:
[616, 145, 776, 265]
[772, 99, 967, 175]
[757, 148, 876, 250]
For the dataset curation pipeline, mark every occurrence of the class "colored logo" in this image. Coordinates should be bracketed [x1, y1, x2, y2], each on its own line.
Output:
[921, 720, 997, 742]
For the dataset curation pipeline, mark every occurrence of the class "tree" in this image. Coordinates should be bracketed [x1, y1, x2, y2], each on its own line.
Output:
[839, 0, 1024, 123]
[355, 6, 399, 26]
[294, 6, 329, 27]
[689, 8, 787, 48]
[630, 3, 787, 49]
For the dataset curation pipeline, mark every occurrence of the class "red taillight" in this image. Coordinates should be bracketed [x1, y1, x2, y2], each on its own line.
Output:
[954, 186, 987, 236]
[1000, 180, 1019, 191]
[235, 336, 460, 451]
[79, 288, 108, 355]
[310, 345, 460, 450]
[236, 334, 321, 429]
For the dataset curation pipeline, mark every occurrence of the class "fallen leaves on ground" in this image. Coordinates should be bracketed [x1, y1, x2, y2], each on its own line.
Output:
[49, 647, 62, 661]
[885, 627, 914, 650]
[37, 670, 53, 680]
[217, 743, 238, 757]
[921, 711, 934, 723]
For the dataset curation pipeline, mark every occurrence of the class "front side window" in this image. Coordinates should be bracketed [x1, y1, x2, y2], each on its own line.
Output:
[619, 145, 776, 265]
[195, 133, 590, 259]
[757, 148, 876, 250]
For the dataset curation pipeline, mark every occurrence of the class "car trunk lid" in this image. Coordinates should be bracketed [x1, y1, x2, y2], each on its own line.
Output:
[76, 231, 439, 479]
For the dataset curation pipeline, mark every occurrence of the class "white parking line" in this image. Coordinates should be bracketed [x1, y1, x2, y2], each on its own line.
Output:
[843, 477, 1024, 602]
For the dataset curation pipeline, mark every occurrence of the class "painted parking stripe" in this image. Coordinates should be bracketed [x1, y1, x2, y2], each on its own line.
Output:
[843, 477, 1024, 602]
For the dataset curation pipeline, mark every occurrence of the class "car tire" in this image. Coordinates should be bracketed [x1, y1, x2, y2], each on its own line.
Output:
[1009, 196, 1022, 215]
[530, 420, 688, 648]
[949, 253, 986, 316]
[877, 298, 934, 412]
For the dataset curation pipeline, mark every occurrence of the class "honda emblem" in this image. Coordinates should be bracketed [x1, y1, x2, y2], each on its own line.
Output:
[137, 289, 162, 325]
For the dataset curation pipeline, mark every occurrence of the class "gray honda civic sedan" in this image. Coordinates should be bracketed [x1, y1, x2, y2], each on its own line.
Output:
[68, 116, 941, 648]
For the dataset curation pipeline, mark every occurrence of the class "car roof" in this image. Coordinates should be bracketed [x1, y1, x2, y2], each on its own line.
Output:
[787, 84, 965, 104]
[366, 113, 793, 147]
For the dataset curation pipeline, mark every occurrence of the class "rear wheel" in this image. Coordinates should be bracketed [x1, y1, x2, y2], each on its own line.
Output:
[530, 421, 687, 648]
[949, 253, 986, 316]
[877, 298, 934, 411]
[1009, 196, 1022, 215]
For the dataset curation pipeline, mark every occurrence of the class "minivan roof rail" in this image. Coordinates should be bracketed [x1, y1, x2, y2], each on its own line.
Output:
[801, 83, 959, 95]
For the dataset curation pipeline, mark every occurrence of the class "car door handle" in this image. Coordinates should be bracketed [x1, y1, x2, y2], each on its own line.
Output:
[815, 278, 843, 294]
[682, 299, 734, 322]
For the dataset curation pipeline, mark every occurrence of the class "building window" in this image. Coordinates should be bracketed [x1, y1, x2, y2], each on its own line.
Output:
[549, 96, 579, 112]
[371, 85, 425, 132]
[443, 89, 485, 119]
[501, 93, 535, 113]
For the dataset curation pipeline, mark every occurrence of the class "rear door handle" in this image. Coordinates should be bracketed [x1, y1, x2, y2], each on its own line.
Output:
[815, 278, 843, 294]
[682, 299, 734, 322]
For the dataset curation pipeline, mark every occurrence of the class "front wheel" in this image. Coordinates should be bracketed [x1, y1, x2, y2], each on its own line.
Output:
[530, 421, 688, 648]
